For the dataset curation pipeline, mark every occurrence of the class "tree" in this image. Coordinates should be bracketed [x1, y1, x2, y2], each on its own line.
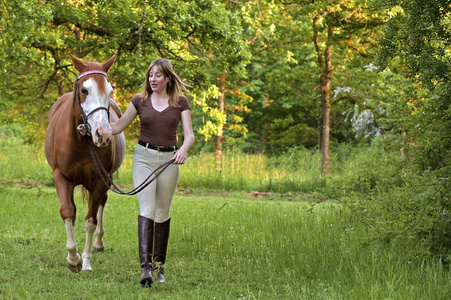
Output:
[237, 0, 385, 174]
[371, 0, 451, 261]
[374, 0, 451, 169]
[307, 0, 385, 174]
[238, 0, 320, 154]
[0, 0, 249, 144]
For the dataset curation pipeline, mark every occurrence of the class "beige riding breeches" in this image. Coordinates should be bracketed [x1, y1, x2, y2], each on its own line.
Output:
[132, 144, 179, 223]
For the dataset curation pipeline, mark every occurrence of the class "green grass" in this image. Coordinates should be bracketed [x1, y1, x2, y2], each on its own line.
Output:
[0, 144, 53, 184]
[1, 185, 450, 299]
[1, 142, 450, 299]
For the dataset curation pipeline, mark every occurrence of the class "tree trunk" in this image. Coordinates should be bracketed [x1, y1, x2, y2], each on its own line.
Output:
[215, 71, 226, 170]
[320, 26, 333, 176]
[314, 19, 333, 176]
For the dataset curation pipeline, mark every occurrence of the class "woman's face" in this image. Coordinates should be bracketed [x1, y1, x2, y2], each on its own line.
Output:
[148, 66, 169, 94]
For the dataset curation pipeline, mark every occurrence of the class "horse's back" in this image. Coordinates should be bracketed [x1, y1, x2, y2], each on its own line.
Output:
[48, 93, 73, 121]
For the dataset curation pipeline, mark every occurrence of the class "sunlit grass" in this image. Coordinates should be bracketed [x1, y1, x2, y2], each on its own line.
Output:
[0, 142, 405, 196]
[0, 144, 53, 184]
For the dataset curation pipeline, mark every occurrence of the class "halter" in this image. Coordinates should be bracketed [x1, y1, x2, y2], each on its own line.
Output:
[76, 70, 110, 136]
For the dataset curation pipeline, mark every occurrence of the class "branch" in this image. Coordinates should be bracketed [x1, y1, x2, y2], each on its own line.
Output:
[53, 17, 113, 37]
[81, 23, 114, 36]
[312, 16, 323, 69]
[31, 42, 57, 56]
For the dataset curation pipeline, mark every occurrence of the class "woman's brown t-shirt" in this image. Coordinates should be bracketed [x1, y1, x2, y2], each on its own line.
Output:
[131, 95, 191, 147]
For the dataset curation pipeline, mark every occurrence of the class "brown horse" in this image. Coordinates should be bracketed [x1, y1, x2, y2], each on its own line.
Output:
[45, 53, 125, 272]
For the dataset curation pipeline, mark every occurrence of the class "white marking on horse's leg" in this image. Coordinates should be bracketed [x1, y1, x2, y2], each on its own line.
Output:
[64, 218, 81, 271]
[82, 217, 96, 271]
[93, 204, 105, 252]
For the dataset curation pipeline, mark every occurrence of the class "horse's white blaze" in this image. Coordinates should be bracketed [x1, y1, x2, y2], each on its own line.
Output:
[82, 217, 96, 271]
[80, 78, 113, 138]
[93, 204, 105, 251]
[64, 218, 81, 267]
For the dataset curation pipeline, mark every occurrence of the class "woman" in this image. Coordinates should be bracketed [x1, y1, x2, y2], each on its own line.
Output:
[83, 58, 194, 287]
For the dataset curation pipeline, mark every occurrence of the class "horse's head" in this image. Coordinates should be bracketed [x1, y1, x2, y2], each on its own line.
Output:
[70, 53, 117, 147]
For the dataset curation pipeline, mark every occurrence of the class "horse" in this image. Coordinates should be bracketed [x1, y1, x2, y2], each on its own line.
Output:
[45, 53, 125, 272]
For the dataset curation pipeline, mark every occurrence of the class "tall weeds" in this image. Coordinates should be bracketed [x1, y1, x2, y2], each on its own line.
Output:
[179, 144, 405, 195]
[0, 142, 405, 196]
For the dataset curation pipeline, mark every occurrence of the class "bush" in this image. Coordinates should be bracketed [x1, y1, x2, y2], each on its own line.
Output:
[0, 124, 28, 146]
[355, 166, 451, 264]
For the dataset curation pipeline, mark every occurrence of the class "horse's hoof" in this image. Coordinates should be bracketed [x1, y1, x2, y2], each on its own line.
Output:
[93, 246, 104, 253]
[68, 261, 83, 273]
[82, 268, 93, 272]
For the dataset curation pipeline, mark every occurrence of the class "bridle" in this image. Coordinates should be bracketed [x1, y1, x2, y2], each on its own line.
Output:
[76, 70, 110, 136]
[75, 70, 174, 195]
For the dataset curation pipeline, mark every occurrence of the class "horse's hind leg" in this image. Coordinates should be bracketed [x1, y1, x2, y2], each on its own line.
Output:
[54, 169, 82, 272]
[93, 201, 106, 252]
[81, 189, 108, 271]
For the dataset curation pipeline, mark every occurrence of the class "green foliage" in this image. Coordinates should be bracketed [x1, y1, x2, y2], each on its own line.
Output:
[0, 0, 250, 143]
[0, 0, 414, 156]
[374, 0, 451, 90]
[414, 87, 451, 169]
[0, 124, 28, 146]
[180, 142, 410, 196]
[235, 0, 393, 153]
[369, 0, 451, 260]
[374, 0, 451, 169]
[355, 167, 451, 264]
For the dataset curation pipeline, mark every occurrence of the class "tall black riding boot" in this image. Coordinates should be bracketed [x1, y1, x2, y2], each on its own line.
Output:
[138, 215, 154, 287]
[153, 218, 171, 283]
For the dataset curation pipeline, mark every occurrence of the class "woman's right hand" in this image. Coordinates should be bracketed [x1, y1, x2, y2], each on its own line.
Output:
[77, 124, 88, 136]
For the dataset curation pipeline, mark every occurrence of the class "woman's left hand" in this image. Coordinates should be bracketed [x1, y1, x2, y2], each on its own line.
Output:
[172, 147, 188, 165]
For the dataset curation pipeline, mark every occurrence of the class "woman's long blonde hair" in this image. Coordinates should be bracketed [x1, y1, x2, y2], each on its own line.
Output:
[138, 58, 189, 107]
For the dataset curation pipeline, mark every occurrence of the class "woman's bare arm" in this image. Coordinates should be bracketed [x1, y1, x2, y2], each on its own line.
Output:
[172, 109, 194, 164]
[110, 102, 138, 135]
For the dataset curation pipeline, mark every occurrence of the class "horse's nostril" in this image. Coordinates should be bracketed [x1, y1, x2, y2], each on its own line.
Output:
[96, 131, 102, 143]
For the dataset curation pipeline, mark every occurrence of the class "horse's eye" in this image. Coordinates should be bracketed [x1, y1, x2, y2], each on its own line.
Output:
[81, 88, 88, 95]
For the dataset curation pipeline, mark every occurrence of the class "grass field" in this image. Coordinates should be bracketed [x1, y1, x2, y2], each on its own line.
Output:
[1, 143, 450, 299]
[1, 184, 450, 299]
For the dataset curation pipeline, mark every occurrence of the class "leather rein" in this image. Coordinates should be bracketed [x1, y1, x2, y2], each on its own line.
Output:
[76, 70, 174, 195]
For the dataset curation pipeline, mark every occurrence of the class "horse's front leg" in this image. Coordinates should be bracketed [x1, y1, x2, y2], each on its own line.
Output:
[82, 217, 96, 271]
[65, 218, 82, 272]
[54, 169, 82, 272]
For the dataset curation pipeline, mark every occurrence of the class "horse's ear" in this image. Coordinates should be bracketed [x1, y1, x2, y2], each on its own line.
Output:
[102, 53, 117, 73]
[69, 52, 87, 73]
